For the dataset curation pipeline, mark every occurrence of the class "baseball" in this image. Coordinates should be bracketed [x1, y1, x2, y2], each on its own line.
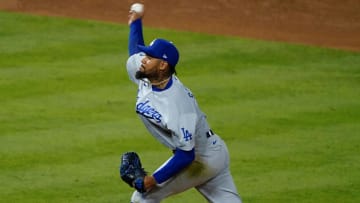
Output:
[130, 3, 144, 13]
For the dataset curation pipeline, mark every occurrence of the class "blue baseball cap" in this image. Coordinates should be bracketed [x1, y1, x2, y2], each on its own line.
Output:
[138, 38, 179, 67]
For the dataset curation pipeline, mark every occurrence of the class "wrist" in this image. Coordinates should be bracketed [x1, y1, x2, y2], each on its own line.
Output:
[144, 175, 157, 190]
[128, 13, 143, 25]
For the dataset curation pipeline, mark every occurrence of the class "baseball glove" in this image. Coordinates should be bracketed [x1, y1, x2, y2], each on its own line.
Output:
[120, 152, 147, 193]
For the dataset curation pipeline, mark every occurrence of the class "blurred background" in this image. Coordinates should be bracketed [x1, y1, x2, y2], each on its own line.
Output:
[1, 0, 360, 51]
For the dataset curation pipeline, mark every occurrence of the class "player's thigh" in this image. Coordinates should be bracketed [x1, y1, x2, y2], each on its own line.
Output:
[196, 168, 242, 203]
[143, 162, 217, 201]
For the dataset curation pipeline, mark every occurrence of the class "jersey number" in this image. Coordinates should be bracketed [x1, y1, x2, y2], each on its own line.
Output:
[181, 128, 193, 142]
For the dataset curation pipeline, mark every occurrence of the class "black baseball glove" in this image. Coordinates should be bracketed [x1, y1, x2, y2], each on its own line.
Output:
[119, 152, 147, 193]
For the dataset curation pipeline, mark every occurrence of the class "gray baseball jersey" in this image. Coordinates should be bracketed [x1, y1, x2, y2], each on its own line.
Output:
[126, 53, 242, 203]
[126, 53, 212, 155]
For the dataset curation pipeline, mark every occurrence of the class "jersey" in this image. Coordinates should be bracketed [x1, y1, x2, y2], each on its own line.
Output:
[126, 53, 212, 155]
[125, 18, 241, 203]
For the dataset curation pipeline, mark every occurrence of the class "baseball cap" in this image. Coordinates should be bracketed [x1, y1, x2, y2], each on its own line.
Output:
[138, 38, 179, 67]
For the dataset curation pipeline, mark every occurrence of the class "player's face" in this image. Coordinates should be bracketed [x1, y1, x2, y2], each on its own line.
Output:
[136, 55, 163, 79]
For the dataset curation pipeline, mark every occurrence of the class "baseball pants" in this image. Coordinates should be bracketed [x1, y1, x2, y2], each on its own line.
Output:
[131, 137, 242, 203]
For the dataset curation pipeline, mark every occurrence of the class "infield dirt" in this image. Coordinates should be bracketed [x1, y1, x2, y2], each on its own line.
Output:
[1, 0, 359, 51]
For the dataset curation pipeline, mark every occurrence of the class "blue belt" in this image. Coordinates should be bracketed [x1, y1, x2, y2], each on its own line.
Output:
[206, 129, 214, 138]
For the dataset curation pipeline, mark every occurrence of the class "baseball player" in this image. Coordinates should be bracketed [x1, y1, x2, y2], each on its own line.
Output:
[124, 4, 241, 203]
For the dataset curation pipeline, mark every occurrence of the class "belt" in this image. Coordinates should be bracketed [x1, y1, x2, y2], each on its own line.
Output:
[206, 129, 214, 138]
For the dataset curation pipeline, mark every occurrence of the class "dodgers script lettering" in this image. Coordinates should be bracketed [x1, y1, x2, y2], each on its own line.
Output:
[136, 100, 162, 123]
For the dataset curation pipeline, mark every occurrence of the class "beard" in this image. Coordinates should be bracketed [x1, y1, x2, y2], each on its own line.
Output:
[135, 70, 147, 79]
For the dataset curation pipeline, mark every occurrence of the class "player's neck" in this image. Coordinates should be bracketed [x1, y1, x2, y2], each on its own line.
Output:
[151, 76, 171, 89]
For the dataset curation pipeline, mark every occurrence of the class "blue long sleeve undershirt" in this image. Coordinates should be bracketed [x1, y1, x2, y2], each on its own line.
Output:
[128, 17, 195, 185]
[153, 148, 195, 184]
[128, 19, 145, 56]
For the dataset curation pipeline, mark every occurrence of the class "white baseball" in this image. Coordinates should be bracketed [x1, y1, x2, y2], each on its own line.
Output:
[130, 3, 144, 13]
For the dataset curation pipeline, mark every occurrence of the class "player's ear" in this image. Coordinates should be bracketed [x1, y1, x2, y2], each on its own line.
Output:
[159, 60, 168, 71]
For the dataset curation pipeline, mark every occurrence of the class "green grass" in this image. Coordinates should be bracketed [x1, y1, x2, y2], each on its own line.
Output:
[0, 11, 359, 202]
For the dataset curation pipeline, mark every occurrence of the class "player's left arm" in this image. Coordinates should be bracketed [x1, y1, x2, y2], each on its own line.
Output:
[151, 110, 197, 185]
[147, 90, 198, 187]
[151, 148, 195, 185]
